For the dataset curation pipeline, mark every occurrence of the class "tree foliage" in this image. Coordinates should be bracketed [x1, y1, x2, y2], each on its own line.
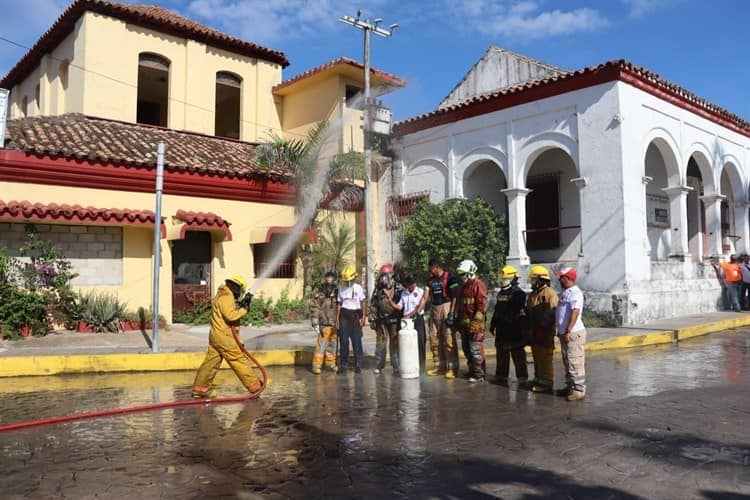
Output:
[397, 198, 506, 285]
[312, 217, 356, 278]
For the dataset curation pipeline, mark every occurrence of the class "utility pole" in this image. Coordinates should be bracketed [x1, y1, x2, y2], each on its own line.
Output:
[152, 141, 165, 353]
[340, 11, 397, 298]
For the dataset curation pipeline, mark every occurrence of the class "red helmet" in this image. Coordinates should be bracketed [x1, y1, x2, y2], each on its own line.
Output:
[379, 264, 394, 274]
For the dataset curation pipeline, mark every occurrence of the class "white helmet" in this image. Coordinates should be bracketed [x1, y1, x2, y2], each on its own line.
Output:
[456, 259, 478, 278]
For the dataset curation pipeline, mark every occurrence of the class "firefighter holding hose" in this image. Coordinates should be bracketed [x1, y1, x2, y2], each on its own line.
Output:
[192, 276, 262, 398]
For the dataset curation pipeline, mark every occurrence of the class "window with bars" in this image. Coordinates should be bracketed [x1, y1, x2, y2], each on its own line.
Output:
[386, 191, 430, 230]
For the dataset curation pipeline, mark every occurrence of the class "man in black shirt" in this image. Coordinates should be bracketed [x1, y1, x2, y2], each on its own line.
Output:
[426, 257, 461, 379]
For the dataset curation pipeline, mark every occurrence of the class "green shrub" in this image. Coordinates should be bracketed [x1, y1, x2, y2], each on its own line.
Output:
[172, 300, 212, 325]
[76, 291, 127, 333]
[398, 198, 506, 286]
[242, 293, 272, 327]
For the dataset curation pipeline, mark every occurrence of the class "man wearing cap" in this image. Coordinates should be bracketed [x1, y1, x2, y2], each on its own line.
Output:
[193, 275, 260, 399]
[555, 267, 586, 401]
[309, 271, 340, 374]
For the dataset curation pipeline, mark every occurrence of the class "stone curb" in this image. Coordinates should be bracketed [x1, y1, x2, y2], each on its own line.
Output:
[1, 315, 748, 377]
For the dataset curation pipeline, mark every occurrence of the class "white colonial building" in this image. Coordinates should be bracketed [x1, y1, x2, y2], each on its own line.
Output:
[381, 47, 750, 325]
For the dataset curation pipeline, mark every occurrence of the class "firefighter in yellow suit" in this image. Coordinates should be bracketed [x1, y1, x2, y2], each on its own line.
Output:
[526, 266, 559, 394]
[192, 276, 261, 398]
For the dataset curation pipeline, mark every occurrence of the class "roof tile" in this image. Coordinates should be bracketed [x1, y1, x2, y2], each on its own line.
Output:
[0, 200, 157, 225]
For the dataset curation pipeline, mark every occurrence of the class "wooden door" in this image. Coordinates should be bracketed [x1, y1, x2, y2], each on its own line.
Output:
[526, 176, 560, 250]
[172, 231, 212, 312]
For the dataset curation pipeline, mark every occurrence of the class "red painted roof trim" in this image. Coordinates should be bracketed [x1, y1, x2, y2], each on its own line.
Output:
[393, 60, 750, 139]
[1, 0, 288, 89]
[175, 209, 232, 241]
[0, 199, 166, 237]
[265, 226, 317, 244]
[273, 57, 407, 93]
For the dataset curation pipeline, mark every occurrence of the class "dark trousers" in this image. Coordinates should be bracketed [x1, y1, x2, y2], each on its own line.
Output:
[339, 309, 363, 370]
[414, 315, 426, 373]
[496, 347, 528, 381]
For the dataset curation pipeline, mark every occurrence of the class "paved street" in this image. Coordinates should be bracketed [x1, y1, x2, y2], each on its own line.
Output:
[1, 331, 749, 499]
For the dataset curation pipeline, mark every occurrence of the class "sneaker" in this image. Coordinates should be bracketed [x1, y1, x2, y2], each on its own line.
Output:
[192, 389, 217, 399]
[468, 376, 485, 384]
[444, 370, 456, 379]
[531, 385, 553, 394]
[354, 367, 362, 374]
[373, 368, 382, 374]
[566, 391, 586, 402]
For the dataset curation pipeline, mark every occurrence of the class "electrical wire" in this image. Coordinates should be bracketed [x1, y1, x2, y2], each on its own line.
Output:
[0, 326, 267, 433]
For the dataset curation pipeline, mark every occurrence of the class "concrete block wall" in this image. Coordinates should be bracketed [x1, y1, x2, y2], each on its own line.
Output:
[0, 223, 123, 286]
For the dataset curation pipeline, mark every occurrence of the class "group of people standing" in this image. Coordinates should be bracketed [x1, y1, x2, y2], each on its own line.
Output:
[712, 253, 750, 312]
[309, 258, 588, 401]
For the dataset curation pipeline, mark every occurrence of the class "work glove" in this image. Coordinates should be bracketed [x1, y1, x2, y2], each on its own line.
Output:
[312, 324, 320, 334]
[238, 292, 253, 310]
[445, 311, 455, 327]
[469, 319, 485, 341]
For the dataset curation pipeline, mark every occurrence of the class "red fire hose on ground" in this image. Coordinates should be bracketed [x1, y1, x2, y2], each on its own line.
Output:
[0, 327, 268, 434]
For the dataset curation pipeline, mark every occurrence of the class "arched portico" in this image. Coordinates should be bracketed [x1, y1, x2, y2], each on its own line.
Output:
[720, 161, 748, 255]
[405, 159, 449, 201]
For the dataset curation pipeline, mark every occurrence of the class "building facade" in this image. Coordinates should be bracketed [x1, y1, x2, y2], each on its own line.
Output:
[386, 48, 750, 325]
[0, 0, 404, 320]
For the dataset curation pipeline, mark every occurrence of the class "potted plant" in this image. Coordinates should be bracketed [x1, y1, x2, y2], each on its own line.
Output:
[75, 291, 127, 333]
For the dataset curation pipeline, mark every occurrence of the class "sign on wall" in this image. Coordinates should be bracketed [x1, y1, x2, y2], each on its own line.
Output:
[0, 88, 8, 148]
[647, 194, 670, 227]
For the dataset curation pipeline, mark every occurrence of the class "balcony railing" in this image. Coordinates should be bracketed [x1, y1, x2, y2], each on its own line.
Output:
[386, 191, 430, 230]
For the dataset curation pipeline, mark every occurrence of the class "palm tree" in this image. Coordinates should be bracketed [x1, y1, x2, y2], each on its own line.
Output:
[314, 216, 357, 275]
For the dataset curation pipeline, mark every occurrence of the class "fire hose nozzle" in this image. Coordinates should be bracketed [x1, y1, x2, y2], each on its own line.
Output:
[239, 292, 254, 309]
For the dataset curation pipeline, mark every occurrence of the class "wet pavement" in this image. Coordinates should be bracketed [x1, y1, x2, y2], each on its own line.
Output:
[0, 331, 749, 499]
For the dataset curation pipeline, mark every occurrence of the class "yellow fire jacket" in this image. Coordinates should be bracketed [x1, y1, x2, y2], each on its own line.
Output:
[210, 285, 247, 336]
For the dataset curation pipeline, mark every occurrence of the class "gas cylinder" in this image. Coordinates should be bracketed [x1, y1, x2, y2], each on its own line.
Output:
[398, 318, 420, 379]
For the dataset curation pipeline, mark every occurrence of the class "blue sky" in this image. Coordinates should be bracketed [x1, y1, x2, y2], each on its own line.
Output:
[1, 0, 748, 122]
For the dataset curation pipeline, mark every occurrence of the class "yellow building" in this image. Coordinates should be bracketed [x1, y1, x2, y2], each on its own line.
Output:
[0, 0, 405, 321]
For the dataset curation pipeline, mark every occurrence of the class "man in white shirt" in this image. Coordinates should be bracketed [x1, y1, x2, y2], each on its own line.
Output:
[336, 266, 366, 374]
[389, 275, 428, 373]
[555, 267, 586, 401]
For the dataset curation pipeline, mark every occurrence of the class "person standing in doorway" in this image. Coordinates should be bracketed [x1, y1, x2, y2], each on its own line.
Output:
[740, 255, 750, 310]
[336, 266, 366, 374]
[388, 275, 428, 373]
[426, 257, 461, 378]
[555, 267, 586, 402]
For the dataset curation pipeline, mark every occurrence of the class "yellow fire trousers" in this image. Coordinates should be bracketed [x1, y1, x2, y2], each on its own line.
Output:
[531, 344, 554, 387]
[312, 326, 339, 371]
[193, 329, 260, 395]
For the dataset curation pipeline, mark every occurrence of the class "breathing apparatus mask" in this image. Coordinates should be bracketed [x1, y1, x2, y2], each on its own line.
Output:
[499, 277, 514, 289]
[379, 273, 394, 289]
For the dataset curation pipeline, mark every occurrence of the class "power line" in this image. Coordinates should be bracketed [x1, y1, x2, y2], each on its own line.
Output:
[0, 35, 311, 139]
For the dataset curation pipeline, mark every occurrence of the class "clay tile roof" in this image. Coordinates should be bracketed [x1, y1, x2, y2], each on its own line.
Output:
[393, 60, 750, 138]
[0, 200, 157, 225]
[0, 0, 288, 89]
[273, 57, 407, 93]
[175, 209, 232, 240]
[4, 113, 293, 181]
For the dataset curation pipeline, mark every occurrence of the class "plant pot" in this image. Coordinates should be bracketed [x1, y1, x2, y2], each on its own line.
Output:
[76, 321, 95, 333]
[121, 320, 140, 332]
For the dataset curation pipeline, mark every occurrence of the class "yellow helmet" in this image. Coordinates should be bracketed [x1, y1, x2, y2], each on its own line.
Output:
[501, 265, 518, 279]
[340, 266, 357, 282]
[226, 275, 248, 292]
[530, 265, 550, 281]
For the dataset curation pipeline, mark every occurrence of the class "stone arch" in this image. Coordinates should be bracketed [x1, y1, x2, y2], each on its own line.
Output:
[405, 158, 449, 201]
[522, 146, 581, 263]
[461, 156, 508, 218]
[517, 132, 579, 187]
[685, 143, 717, 195]
[720, 159, 746, 255]
[455, 146, 508, 181]
[643, 129, 681, 186]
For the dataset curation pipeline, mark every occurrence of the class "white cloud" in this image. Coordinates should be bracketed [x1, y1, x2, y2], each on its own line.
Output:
[185, 0, 388, 44]
[622, 0, 661, 18]
[446, 1, 608, 41]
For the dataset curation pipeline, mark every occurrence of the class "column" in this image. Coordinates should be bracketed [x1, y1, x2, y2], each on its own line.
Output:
[732, 202, 750, 254]
[662, 185, 692, 260]
[642, 176, 653, 257]
[501, 187, 531, 266]
[700, 194, 725, 257]
[570, 177, 587, 257]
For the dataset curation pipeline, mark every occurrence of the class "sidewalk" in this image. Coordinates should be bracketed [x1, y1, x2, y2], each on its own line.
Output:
[1, 311, 749, 377]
